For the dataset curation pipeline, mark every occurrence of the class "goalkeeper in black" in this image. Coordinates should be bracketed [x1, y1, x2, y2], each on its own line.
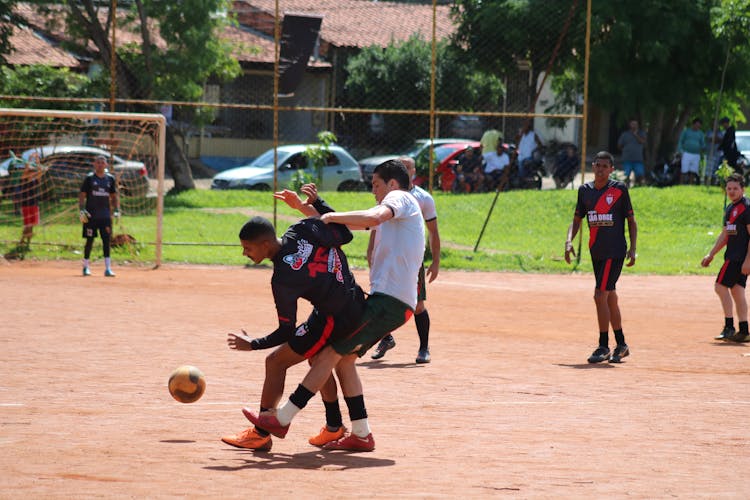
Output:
[78, 155, 120, 277]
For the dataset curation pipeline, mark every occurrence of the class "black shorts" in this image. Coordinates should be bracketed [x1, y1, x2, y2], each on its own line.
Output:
[289, 286, 367, 358]
[592, 258, 624, 291]
[716, 260, 747, 288]
[82, 218, 112, 238]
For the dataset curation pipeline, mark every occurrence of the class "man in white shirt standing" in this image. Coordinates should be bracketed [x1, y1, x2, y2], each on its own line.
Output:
[371, 156, 441, 363]
[242, 159, 425, 451]
[516, 119, 544, 177]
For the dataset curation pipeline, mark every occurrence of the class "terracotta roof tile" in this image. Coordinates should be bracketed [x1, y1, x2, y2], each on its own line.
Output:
[4, 23, 80, 68]
[233, 0, 455, 49]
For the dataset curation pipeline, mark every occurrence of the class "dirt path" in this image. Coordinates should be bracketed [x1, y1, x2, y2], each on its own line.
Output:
[1, 261, 748, 498]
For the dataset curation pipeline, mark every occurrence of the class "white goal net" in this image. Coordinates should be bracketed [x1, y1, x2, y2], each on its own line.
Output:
[0, 108, 166, 265]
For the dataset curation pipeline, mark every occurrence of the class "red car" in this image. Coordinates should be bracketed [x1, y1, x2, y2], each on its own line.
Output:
[413, 141, 482, 192]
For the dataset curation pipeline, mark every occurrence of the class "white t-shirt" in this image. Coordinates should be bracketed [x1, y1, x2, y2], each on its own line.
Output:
[482, 151, 510, 173]
[370, 189, 425, 309]
[409, 184, 437, 221]
[518, 130, 540, 162]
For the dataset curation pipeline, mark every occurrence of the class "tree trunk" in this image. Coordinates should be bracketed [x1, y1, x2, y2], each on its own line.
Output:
[165, 127, 195, 192]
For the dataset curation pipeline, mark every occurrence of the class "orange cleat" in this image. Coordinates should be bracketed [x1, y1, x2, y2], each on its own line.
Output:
[221, 427, 272, 451]
[308, 426, 346, 447]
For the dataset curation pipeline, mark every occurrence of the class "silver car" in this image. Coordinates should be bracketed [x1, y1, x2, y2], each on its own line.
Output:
[210, 144, 364, 191]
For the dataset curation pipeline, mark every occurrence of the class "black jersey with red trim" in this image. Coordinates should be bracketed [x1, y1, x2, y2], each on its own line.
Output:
[723, 197, 750, 261]
[250, 217, 359, 350]
[574, 180, 634, 260]
[80, 172, 117, 218]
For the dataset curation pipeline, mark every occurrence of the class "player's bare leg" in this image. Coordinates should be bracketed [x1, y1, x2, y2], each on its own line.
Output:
[261, 344, 304, 409]
[713, 283, 738, 340]
[729, 284, 750, 342]
[588, 289, 613, 363]
[324, 354, 375, 451]
[607, 291, 622, 330]
[309, 371, 346, 447]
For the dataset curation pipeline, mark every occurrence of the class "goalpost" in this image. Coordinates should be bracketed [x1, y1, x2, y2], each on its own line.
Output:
[0, 108, 166, 266]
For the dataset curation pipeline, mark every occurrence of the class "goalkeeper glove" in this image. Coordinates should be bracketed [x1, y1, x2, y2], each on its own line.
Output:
[79, 209, 91, 223]
[113, 209, 120, 221]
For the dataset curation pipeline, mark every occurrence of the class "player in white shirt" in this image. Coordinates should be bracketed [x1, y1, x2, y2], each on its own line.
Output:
[371, 156, 440, 363]
[243, 159, 425, 451]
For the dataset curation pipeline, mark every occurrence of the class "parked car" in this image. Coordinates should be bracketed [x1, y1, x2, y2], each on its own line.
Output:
[419, 142, 482, 192]
[210, 144, 364, 191]
[736, 130, 750, 159]
[0, 145, 150, 199]
[358, 137, 473, 187]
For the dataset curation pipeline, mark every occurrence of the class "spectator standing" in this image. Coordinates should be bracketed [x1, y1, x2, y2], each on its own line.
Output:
[701, 173, 750, 343]
[18, 153, 43, 249]
[515, 119, 543, 177]
[718, 117, 741, 170]
[617, 119, 647, 186]
[677, 118, 706, 184]
[79, 155, 120, 277]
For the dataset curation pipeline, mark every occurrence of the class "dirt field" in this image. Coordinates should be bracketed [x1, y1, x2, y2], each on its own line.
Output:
[1, 260, 749, 498]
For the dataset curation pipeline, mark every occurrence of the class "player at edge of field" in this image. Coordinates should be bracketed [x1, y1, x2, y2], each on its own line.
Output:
[220, 201, 368, 451]
[564, 150, 638, 364]
[371, 156, 440, 364]
[701, 172, 750, 343]
[242, 159, 425, 451]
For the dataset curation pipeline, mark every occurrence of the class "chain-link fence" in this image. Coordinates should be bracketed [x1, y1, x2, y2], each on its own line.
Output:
[1, 0, 589, 259]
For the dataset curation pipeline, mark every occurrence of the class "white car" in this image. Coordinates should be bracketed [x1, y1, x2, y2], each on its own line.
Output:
[735, 130, 750, 160]
[210, 144, 364, 191]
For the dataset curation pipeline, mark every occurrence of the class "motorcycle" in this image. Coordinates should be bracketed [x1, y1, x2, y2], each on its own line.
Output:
[551, 142, 579, 189]
[648, 153, 681, 187]
[495, 146, 544, 191]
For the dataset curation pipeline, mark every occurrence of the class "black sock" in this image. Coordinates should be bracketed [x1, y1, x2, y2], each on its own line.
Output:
[726, 317, 735, 329]
[323, 400, 343, 430]
[255, 406, 271, 436]
[614, 328, 625, 346]
[598, 331, 608, 348]
[289, 384, 315, 410]
[415, 310, 430, 351]
[740, 321, 748, 334]
[344, 395, 368, 421]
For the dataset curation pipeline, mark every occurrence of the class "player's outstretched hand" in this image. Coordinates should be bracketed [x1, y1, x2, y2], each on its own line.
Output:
[227, 329, 254, 351]
[273, 189, 303, 210]
[300, 183, 318, 204]
[564, 241, 576, 264]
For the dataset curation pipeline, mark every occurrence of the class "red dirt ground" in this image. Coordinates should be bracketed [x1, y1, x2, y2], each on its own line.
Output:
[1, 260, 749, 498]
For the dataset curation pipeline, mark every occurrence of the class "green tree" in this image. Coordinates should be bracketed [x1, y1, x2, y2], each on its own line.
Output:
[452, 0, 750, 164]
[0, 1, 17, 62]
[20, 0, 242, 191]
[345, 35, 504, 146]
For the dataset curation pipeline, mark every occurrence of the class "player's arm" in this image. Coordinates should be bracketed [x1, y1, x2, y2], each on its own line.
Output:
[626, 214, 638, 267]
[702, 229, 728, 267]
[564, 216, 581, 264]
[367, 230, 375, 267]
[321, 204, 393, 230]
[110, 191, 120, 218]
[425, 218, 441, 282]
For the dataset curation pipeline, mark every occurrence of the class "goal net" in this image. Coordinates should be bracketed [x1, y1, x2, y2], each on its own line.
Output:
[0, 108, 166, 265]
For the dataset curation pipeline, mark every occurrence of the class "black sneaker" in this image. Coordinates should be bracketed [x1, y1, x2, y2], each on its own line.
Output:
[609, 344, 630, 363]
[729, 331, 750, 343]
[715, 326, 736, 341]
[587, 346, 610, 364]
[416, 348, 431, 364]
[371, 335, 396, 359]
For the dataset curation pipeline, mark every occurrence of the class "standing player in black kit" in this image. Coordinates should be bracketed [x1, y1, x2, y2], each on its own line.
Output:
[701, 173, 750, 343]
[79, 155, 120, 277]
[564, 151, 638, 363]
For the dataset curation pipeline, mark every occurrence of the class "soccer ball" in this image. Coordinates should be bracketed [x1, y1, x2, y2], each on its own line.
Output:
[168, 365, 206, 403]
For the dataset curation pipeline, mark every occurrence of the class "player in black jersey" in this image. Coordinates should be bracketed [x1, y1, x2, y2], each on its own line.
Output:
[221, 200, 368, 451]
[701, 173, 750, 343]
[79, 155, 120, 277]
[565, 151, 638, 363]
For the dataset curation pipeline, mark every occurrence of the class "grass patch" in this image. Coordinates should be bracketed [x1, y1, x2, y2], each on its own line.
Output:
[0, 185, 733, 275]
